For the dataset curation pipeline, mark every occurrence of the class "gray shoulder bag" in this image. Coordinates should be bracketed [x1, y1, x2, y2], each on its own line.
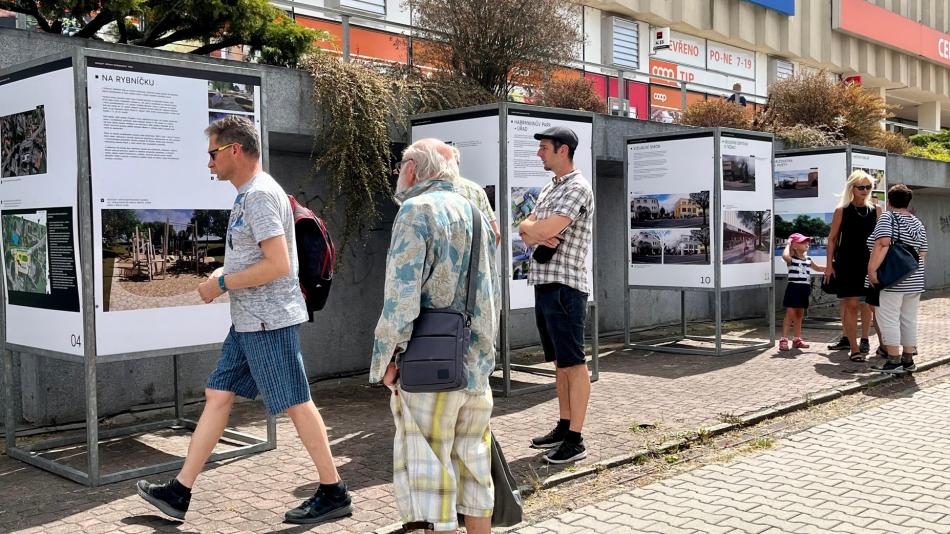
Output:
[398, 201, 481, 393]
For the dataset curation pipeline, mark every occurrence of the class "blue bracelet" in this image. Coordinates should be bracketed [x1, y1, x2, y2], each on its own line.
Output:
[218, 275, 228, 292]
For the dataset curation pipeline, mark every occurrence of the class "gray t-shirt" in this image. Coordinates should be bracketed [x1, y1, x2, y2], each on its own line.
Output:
[224, 172, 307, 332]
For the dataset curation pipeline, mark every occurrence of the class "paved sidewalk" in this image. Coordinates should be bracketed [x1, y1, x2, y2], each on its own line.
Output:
[0, 291, 948, 533]
[518, 380, 950, 533]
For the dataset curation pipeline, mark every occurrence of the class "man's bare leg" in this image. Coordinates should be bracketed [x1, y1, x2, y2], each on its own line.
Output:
[565, 365, 590, 433]
[178, 389, 237, 487]
[287, 401, 340, 483]
[556, 367, 571, 421]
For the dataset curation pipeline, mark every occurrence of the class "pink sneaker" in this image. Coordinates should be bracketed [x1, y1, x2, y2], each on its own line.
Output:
[779, 338, 790, 351]
[793, 338, 809, 349]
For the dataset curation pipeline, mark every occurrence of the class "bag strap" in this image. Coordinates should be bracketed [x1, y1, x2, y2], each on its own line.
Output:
[890, 212, 903, 244]
[464, 201, 481, 320]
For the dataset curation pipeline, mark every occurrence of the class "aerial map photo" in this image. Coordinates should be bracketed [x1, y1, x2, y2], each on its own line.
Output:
[2, 211, 51, 294]
[1, 105, 48, 178]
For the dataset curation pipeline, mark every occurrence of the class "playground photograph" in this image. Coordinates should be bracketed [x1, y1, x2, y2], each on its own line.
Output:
[100, 208, 230, 312]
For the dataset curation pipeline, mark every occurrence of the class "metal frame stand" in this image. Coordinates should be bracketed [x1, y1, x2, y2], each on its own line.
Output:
[0, 50, 278, 486]
[409, 103, 600, 398]
[623, 128, 776, 356]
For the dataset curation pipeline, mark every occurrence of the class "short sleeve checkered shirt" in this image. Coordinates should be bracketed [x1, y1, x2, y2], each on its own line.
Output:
[527, 170, 593, 293]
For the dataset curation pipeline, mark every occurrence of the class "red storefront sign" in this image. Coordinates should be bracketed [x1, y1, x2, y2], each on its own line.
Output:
[833, 0, 950, 67]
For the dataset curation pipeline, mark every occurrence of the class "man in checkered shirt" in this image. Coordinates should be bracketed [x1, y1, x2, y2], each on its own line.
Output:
[518, 126, 594, 465]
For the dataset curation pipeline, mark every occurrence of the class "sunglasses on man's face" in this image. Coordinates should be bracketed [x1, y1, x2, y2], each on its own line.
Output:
[853, 184, 872, 191]
[208, 142, 237, 161]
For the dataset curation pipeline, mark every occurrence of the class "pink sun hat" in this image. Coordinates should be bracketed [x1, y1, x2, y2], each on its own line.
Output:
[788, 233, 810, 243]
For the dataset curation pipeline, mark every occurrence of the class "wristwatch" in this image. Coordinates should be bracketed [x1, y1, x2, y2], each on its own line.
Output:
[218, 274, 228, 292]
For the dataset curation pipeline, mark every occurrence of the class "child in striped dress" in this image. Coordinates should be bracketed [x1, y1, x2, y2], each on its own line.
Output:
[780, 233, 826, 351]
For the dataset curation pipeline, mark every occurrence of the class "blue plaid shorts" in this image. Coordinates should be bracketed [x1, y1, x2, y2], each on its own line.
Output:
[207, 325, 311, 415]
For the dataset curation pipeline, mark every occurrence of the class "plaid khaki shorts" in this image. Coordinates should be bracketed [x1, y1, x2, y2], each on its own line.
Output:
[390, 388, 494, 531]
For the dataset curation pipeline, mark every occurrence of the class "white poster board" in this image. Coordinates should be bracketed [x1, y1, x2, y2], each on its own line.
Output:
[0, 58, 84, 355]
[627, 133, 715, 288]
[410, 110, 500, 221]
[720, 133, 774, 288]
[86, 57, 262, 356]
[850, 149, 887, 209]
[773, 149, 847, 276]
[506, 109, 593, 310]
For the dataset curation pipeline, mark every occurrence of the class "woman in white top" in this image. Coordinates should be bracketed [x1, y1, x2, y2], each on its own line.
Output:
[867, 184, 928, 374]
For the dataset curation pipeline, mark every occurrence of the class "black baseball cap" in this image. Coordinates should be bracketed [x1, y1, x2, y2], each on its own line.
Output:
[533, 126, 578, 150]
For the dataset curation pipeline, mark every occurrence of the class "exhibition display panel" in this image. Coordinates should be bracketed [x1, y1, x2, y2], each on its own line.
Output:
[624, 128, 776, 356]
[1, 51, 275, 487]
[410, 103, 599, 396]
[773, 146, 887, 277]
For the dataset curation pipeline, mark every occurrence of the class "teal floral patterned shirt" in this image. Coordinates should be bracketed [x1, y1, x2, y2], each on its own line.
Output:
[370, 178, 500, 393]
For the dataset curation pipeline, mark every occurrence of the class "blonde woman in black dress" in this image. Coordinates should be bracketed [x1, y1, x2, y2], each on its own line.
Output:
[824, 171, 882, 361]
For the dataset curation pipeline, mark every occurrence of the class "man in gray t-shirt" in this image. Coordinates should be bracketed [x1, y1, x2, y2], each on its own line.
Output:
[136, 117, 352, 526]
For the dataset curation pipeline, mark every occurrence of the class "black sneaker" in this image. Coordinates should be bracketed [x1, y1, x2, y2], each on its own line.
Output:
[136, 479, 190, 520]
[902, 356, 917, 372]
[859, 338, 871, 354]
[871, 361, 907, 374]
[284, 483, 353, 525]
[531, 427, 566, 449]
[543, 440, 587, 464]
[828, 336, 850, 351]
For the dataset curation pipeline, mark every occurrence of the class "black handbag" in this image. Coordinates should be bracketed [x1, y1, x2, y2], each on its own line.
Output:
[876, 214, 920, 289]
[489, 431, 523, 527]
[398, 201, 481, 393]
[531, 243, 559, 264]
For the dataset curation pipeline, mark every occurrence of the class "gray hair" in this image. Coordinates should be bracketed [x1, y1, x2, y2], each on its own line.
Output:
[403, 138, 455, 183]
[205, 116, 260, 158]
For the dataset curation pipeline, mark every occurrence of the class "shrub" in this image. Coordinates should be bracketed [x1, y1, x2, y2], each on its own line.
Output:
[678, 99, 752, 129]
[869, 131, 911, 154]
[906, 144, 950, 162]
[758, 70, 891, 145]
[774, 124, 836, 148]
[905, 130, 950, 161]
[534, 77, 605, 112]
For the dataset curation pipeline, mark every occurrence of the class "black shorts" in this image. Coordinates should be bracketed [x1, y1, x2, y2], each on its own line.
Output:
[534, 283, 588, 368]
[783, 282, 811, 309]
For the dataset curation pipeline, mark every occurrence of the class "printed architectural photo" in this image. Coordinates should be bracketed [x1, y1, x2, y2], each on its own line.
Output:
[723, 210, 772, 264]
[1, 105, 47, 178]
[722, 154, 756, 191]
[774, 167, 819, 199]
[208, 80, 255, 113]
[630, 229, 709, 265]
[852, 166, 885, 187]
[630, 191, 709, 228]
[512, 238, 530, 280]
[101, 209, 230, 312]
[511, 187, 540, 230]
[2, 211, 51, 294]
[774, 212, 832, 258]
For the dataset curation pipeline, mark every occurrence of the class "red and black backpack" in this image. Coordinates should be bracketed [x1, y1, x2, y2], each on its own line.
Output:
[288, 195, 335, 321]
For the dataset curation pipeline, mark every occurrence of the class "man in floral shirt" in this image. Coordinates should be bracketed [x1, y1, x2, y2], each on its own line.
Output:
[370, 138, 500, 534]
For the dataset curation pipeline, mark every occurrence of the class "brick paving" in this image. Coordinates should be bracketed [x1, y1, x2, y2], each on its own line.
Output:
[0, 290, 948, 533]
[518, 379, 950, 534]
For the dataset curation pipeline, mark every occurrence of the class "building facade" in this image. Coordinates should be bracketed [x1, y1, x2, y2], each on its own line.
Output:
[250, 0, 950, 132]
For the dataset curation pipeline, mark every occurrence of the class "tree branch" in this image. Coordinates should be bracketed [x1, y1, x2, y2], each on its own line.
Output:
[190, 36, 242, 55]
[0, 0, 53, 33]
[74, 9, 117, 39]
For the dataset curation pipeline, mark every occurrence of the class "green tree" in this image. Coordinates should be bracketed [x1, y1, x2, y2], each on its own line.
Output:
[101, 209, 138, 245]
[791, 214, 830, 239]
[689, 191, 709, 226]
[0, 1, 326, 67]
[191, 209, 228, 239]
[774, 214, 794, 239]
[408, 0, 581, 97]
[738, 210, 771, 249]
